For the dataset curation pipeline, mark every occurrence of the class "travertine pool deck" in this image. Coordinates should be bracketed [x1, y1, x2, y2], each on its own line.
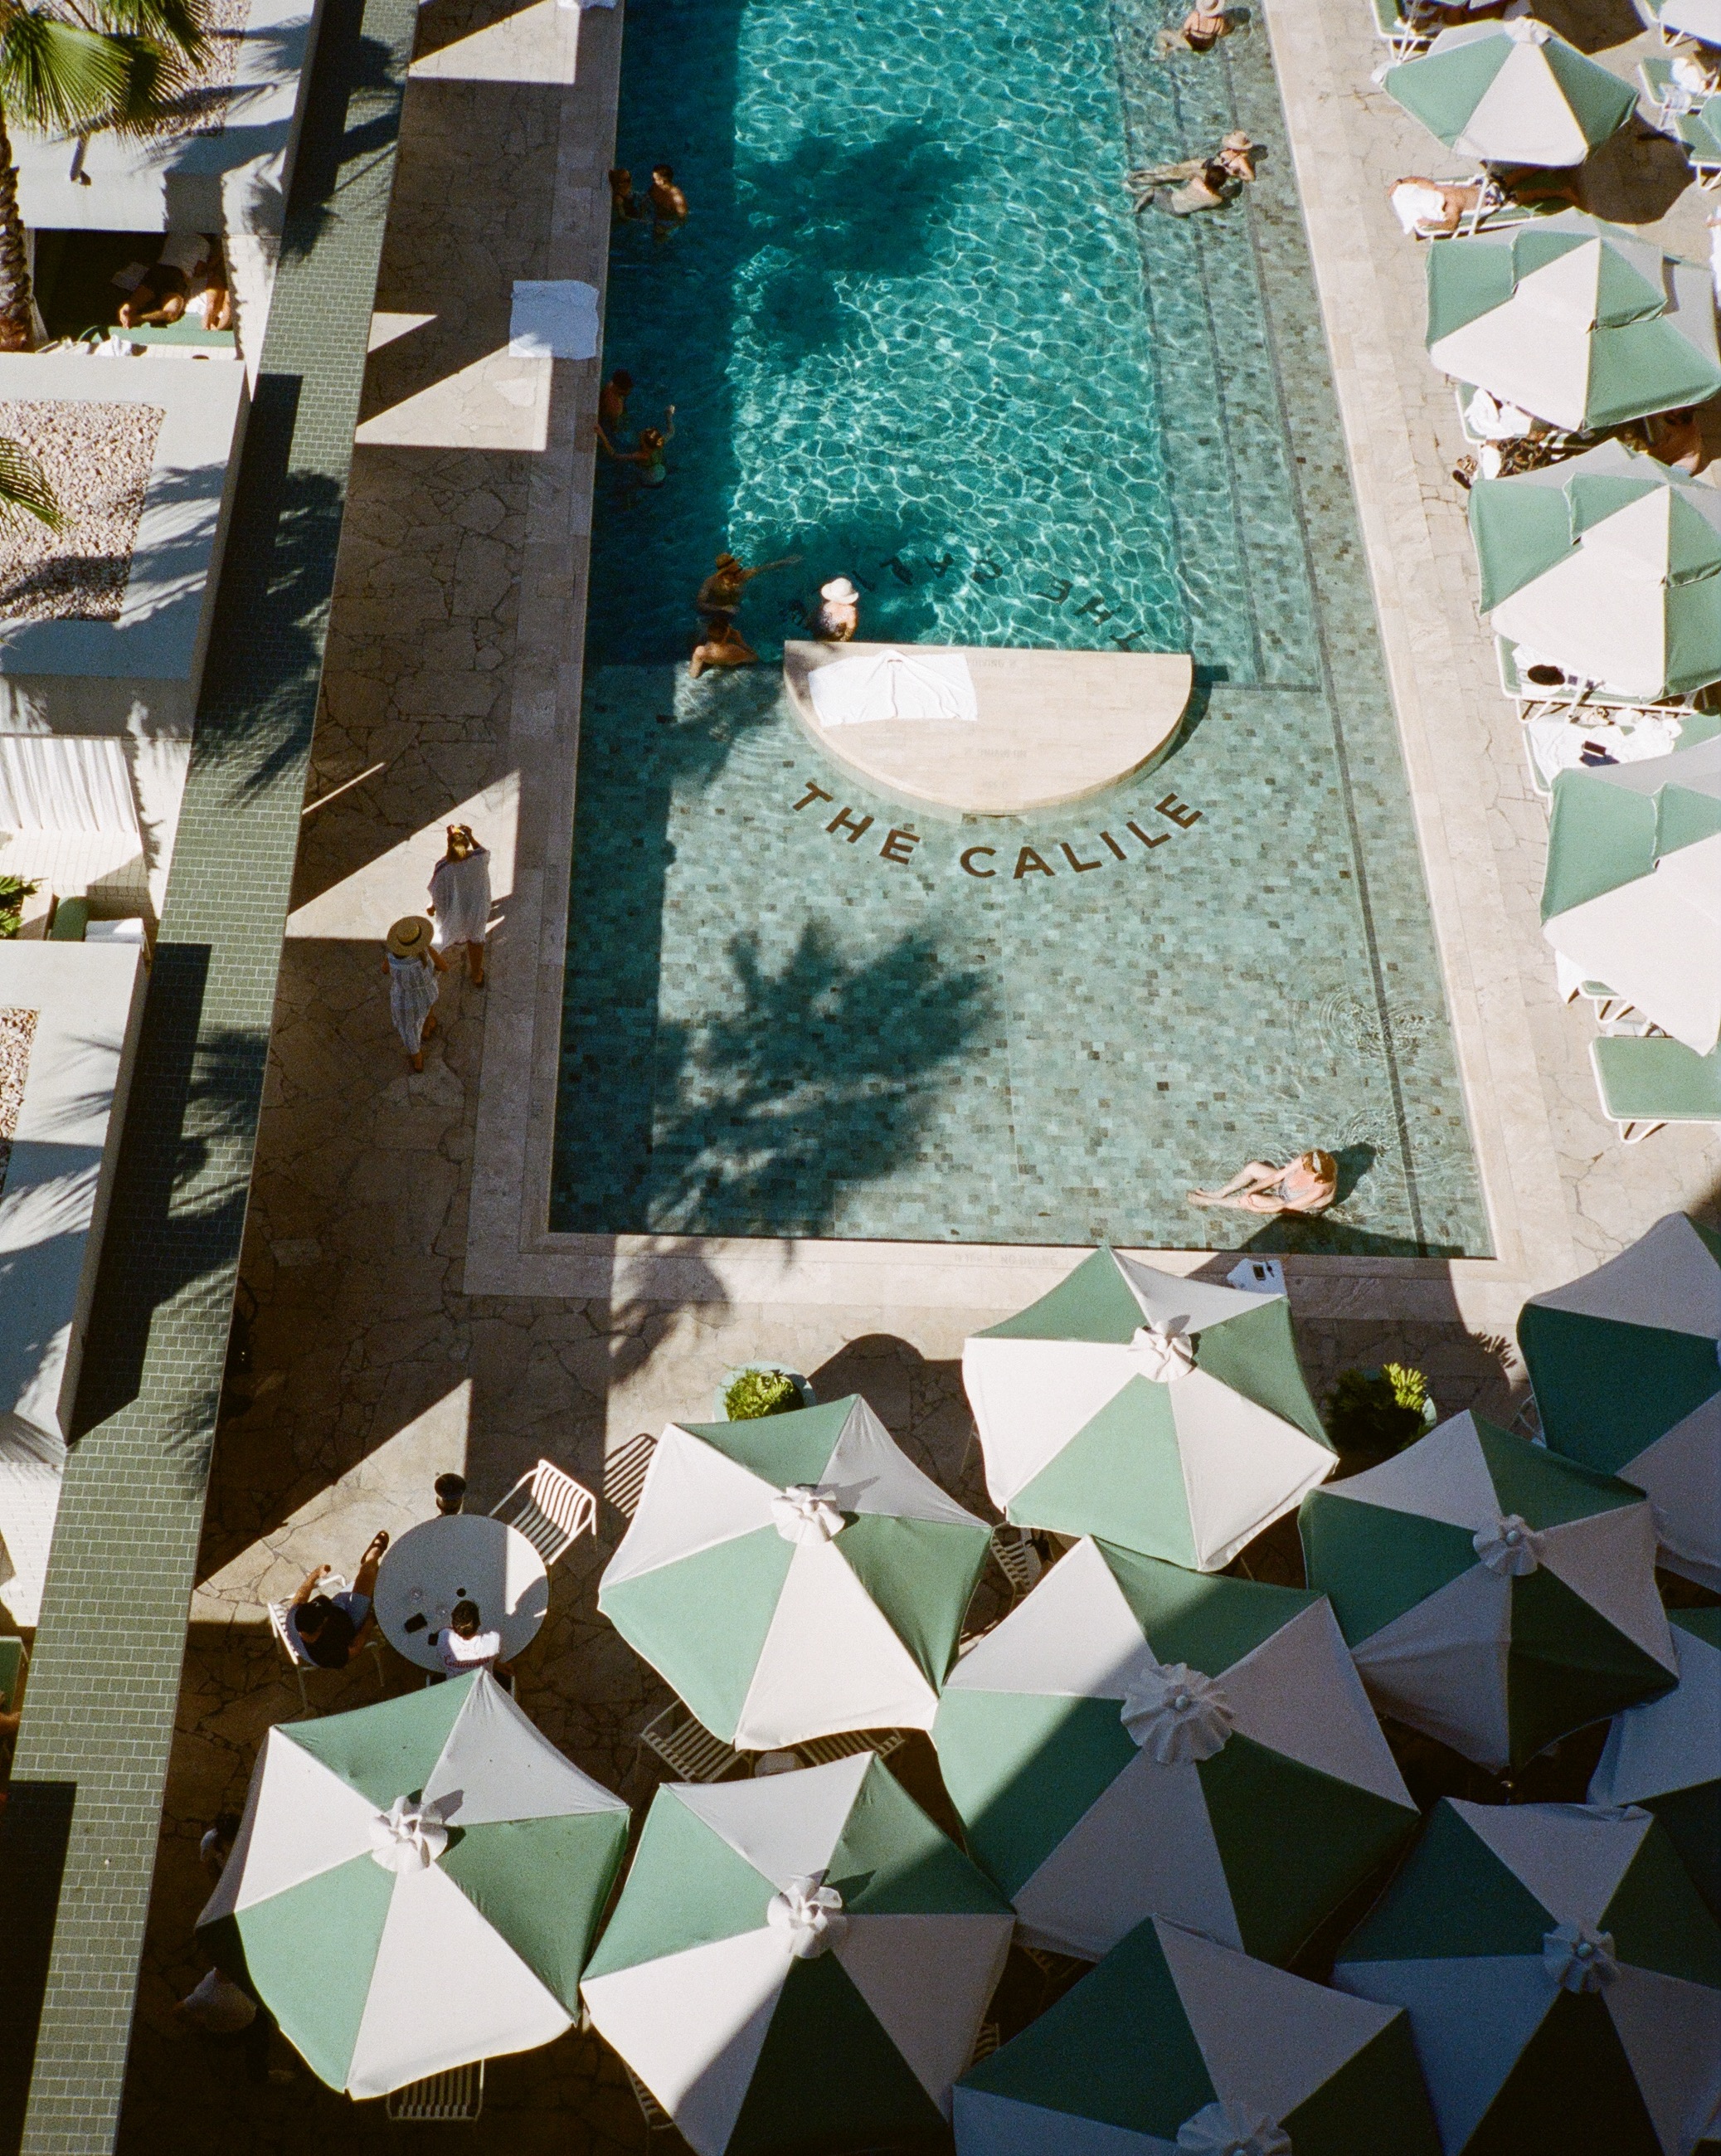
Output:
[103, 0, 1721, 2144]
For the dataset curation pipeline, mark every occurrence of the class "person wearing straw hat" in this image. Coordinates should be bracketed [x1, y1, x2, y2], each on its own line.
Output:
[427, 824, 492, 987]
[814, 576, 860, 642]
[384, 916, 447, 1070]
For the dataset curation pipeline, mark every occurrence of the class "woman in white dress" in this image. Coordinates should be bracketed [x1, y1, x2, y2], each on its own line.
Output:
[427, 824, 492, 986]
[385, 915, 447, 1070]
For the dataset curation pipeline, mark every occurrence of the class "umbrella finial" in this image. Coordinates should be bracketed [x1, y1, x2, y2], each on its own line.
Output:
[1472, 1512, 1544, 1576]
[368, 1794, 452, 1872]
[1128, 1321, 1197, 1383]
[769, 1483, 846, 1545]
[766, 1873, 848, 1959]
[1175, 2100, 1292, 2155]
[1544, 1919, 1619, 1993]
[1120, 1660, 1234, 1763]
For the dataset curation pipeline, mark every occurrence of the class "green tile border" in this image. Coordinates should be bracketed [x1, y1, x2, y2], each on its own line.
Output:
[0, 0, 415, 2142]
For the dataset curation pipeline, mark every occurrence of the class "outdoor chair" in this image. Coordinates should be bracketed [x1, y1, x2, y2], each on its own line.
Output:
[989, 1525, 1043, 1599]
[1674, 100, 1721, 184]
[1591, 1033, 1721, 1142]
[1369, 0, 1432, 62]
[490, 1458, 598, 1567]
[1555, 951, 1636, 1027]
[794, 1729, 907, 1768]
[1636, 53, 1718, 120]
[385, 2062, 484, 2120]
[601, 1432, 657, 1521]
[265, 1579, 384, 1717]
[639, 1702, 746, 1782]
[624, 2063, 678, 2136]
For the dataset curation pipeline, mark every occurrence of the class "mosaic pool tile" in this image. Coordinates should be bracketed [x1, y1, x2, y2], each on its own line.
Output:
[552, 0, 1490, 1258]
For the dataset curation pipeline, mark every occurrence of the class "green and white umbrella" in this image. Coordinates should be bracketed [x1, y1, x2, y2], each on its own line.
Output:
[933, 1537, 1417, 1964]
[1384, 19, 1635, 168]
[598, 1395, 991, 1749]
[1335, 1798, 1721, 2156]
[1471, 444, 1721, 703]
[1539, 739, 1721, 1058]
[1427, 213, 1721, 434]
[1519, 1212, 1721, 1590]
[1591, 1607, 1721, 1921]
[955, 1915, 1440, 2156]
[1300, 1412, 1678, 1772]
[963, 1248, 1334, 1572]
[581, 1753, 1014, 2156]
[196, 1672, 630, 2096]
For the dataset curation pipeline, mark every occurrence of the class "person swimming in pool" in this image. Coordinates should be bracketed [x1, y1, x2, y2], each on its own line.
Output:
[695, 550, 800, 630]
[1155, 2, 1236, 55]
[609, 168, 647, 221]
[598, 369, 634, 434]
[650, 164, 688, 239]
[814, 577, 860, 642]
[689, 619, 757, 679]
[597, 407, 675, 493]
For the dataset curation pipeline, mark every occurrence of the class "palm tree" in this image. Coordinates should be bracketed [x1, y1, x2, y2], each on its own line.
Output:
[0, 0, 207, 350]
[0, 433, 61, 524]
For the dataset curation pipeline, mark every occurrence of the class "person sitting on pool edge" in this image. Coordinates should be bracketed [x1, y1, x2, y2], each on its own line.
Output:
[1188, 1151, 1338, 1216]
[284, 1532, 390, 1669]
[650, 163, 688, 239]
[434, 1599, 512, 1685]
[597, 407, 675, 494]
[1155, 2, 1239, 56]
[690, 618, 757, 678]
[814, 577, 860, 641]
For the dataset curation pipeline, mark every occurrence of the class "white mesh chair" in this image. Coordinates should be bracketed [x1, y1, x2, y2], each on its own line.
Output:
[794, 1729, 907, 1768]
[490, 1459, 598, 1567]
[639, 1703, 746, 1783]
[266, 1577, 383, 1716]
[624, 2062, 678, 2136]
[989, 1526, 1043, 1599]
[385, 2062, 484, 2121]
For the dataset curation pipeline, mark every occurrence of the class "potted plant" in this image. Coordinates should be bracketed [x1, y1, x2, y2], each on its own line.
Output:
[713, 1363, 815, 1421]
[0, 874, 38, 938]
[1325, 1363, 1437, 1457]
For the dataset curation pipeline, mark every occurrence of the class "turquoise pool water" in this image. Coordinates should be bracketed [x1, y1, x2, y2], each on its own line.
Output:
[553, 0, 1490, 1256]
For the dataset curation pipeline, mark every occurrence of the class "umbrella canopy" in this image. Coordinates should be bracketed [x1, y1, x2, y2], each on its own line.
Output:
[1591, 1607, 1721, 1921]
[580, 1753, 1014, 2156]
[1300, 1412, 1678, 1772]
[933, 1538, 1418, 1964]
[1335, 1798, 1721, 2156]
[1662, 0, 1721, 37]
[196, 1672, 630, 2096]
[955, 1915, 1441, 2156]
[962, 1248, 1334, 1572]
[1471, 443, 1721, 703]
[1427, 214, 1721, 433]
[1539, 741, 1721, 1057]
[598, 1396, 991, 1749]
[1519, 1212, 1721, 1589]
[1384, 19, 1635, 167]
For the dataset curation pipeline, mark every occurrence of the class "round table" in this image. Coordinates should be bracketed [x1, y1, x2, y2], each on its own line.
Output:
[373, 1515, 551, 1673]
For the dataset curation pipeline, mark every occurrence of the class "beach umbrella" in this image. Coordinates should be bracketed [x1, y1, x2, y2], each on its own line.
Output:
[1539, 741, 1721, 1059]
[1591, 1606, 1721, 1921]
[196, 1671, 630, 2095]
[933, 1537, 1417, 1964]
[1335, 1798, 1721, 2156]
[962, 1248, 1334, 1572]
[1300, 1412, 1677, 1772]
[1384, 19, 1635, 168]
[1519, 1211, 1721, 1589]
[580, 1753, 1014, 2156]
[1427, 213, 1721, 433]
[1471, 443, 1721, 702]
[955, 1914, 1441, 2156]
[1662, 0, 1721, 39]
[597, 1394, 991, 1749]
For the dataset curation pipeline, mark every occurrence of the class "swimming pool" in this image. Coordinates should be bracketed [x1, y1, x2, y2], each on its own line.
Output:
[552, 0, 1490, 1256]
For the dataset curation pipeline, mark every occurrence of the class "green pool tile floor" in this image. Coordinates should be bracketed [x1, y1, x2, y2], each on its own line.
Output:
[551, 0, 1490, 1258]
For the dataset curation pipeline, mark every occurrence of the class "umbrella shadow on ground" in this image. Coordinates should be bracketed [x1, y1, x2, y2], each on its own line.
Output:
[1534, 0, 1653, 51]
[1576, 119, 1698, 224]
[804, 1332, 980, 1506]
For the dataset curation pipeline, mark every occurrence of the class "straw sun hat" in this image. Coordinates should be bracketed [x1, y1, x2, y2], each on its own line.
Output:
[821, 577, 858, 602]
[386, 915, 433, 958]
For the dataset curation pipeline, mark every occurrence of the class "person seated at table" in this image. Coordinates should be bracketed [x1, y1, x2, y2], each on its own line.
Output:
[434, 1599, 511, 1681]
[1188, 1150, 1338, 1216]
[285, 1532, 389, 1669]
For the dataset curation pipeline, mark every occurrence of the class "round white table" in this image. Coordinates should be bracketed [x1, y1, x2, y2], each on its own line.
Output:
[373, 1515, 551, 1673]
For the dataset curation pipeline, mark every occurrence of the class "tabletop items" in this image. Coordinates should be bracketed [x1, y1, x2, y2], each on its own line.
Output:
[373, 1512, 551, 1673]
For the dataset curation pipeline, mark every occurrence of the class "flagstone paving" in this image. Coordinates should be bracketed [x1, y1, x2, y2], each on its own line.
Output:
[104, 0, 1721, 2144]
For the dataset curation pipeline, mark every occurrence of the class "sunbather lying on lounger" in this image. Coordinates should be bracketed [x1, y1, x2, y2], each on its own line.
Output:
[1388, 170, 1578, 237]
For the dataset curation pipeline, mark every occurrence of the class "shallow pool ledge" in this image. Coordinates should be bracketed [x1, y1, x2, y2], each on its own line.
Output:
[782, 641, 1193, 819]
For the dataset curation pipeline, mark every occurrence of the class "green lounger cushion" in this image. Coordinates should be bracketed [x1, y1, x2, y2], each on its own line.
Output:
[1592, 1034, 1721, 1125]
[48, 897, 90, 941]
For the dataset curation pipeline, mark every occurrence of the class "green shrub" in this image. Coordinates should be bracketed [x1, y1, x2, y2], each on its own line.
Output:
[1327, 1362, 1431, 1454]
[0, 875, 37, 939]
[725, 1367, 802, 1420]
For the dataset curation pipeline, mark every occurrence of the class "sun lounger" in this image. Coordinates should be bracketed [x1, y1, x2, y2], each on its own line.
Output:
[1370, 0, 1432, 61]
[1675, 101, 1721, 185]
[1591, 1033, 1721, 1141]
[1637, 54, 1719, 120]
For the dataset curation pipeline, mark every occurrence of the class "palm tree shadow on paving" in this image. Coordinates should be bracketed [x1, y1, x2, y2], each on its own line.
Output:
[639, 917, 992, 1239]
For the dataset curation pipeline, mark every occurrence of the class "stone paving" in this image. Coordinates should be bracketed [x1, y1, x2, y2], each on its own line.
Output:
[106, 0, 1721, 2144]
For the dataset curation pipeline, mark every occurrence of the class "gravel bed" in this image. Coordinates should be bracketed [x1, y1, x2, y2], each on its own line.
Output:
[0, 401, 163, 623]
[143, 0, 254, 138]
[0, 1005, 37, 1194]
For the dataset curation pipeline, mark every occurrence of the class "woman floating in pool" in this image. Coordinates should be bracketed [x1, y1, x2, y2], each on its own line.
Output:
[1130, 132, 1259, 216]
[1155, 2, 1240, 55]
[1188, 1151, 1338, 1216]
[597, 407, 675, 499]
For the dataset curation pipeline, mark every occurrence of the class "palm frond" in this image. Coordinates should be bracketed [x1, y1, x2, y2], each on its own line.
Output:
[77, 0, 207, 65]
[0, 8, 134, 134]
[0, 437, 63, 532]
